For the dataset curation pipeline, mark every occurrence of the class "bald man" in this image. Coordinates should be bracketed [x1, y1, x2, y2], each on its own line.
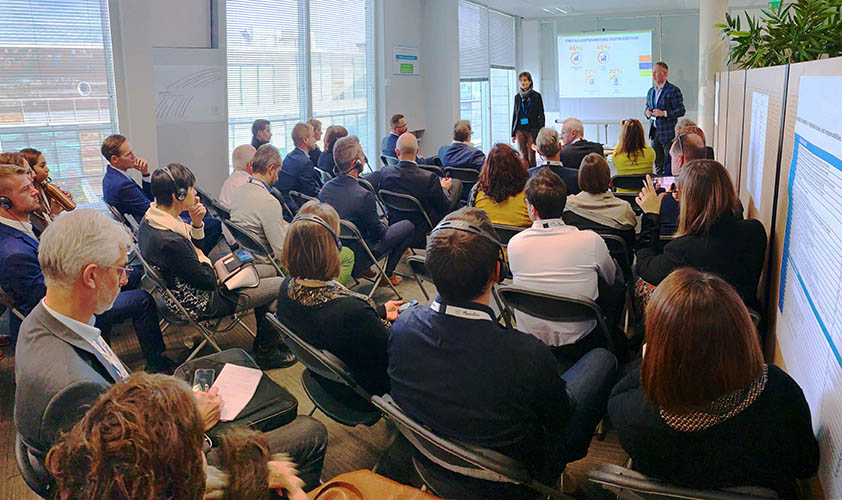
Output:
[379, 133, 461, 248]
[219, 144, 256, 208]
[668, 132, 706, 176]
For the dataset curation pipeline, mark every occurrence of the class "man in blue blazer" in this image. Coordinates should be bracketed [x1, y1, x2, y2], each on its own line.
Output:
[100, 134, 222, 254]
[0, 163, 173, 372]
[440, 120, 486, 171]
[528, 127, 581, 195]
[380, 113, 438, 166]
[645, 61, 685, 175]
[274, 122, 319, 214]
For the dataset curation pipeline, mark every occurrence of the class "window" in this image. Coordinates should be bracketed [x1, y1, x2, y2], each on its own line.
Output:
[227, 0, 375, 168]
[0, 0, 118, 210]
[458, 1, 516, 153]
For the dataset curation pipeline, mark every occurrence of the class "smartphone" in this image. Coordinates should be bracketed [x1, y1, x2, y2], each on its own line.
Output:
[236, 249, 255, 263]
[651, 176, 678, 192]
[192, 368, 215, 392]
[398, 300, 418, 312]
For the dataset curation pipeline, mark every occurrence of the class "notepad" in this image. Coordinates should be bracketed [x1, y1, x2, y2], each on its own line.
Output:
[210, 363, 263, 421]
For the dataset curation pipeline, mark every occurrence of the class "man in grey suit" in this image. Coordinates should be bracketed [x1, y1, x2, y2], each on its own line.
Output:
[14, 209, 328, 490]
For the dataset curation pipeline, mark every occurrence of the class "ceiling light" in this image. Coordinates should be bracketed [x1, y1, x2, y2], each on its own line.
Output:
[555, 7, 568, 13]
[542, 8, 554, 14]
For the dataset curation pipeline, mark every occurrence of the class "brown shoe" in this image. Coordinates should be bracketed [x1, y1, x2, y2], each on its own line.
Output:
[378, 274, 403, 287]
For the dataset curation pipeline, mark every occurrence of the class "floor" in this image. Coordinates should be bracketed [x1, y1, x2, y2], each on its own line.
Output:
[0, 259, 629, 500]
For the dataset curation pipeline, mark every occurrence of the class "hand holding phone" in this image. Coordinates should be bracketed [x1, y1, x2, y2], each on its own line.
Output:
[193, 368, 215, 393]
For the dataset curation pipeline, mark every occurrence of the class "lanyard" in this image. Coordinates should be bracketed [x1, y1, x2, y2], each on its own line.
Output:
[537, 219, 566, 229]
[248, 177, 273, 195]
[431, 300, 493, 322]
[93, 336, 130, 380]
[521, 97, 531, 116]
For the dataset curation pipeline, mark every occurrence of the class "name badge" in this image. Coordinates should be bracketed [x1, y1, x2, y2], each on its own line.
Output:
[520, 118, 529, 125]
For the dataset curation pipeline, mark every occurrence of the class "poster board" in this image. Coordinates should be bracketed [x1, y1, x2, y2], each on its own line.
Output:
[770, 55, 842, 499]
[714, 71, 728, 163]
[723, 70, 746, 190]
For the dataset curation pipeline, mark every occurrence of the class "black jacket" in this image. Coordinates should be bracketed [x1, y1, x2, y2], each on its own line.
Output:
[529, 163, 580, 195]
[319, 175, 386, 245]
[378, 161, 451, 231]
[511, 91, 545, 135]
[635, 212, 767, 307]
[559, 139, 604, 170]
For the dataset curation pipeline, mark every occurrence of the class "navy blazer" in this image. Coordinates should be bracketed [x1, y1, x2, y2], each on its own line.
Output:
[319, 175, 386, 244]
[645, 81, 686, 145]
[102, 165, 152, 220]
[528, 163, 581, 195]
[317, 150, 336, 174]
[441, 142, 485, 171]
[0, 224, 43, 338]
[559, 140, 604, 171]
[379, 161, 451, 230]
[274, 147, 319, 213]
[380, 133, 430, 164]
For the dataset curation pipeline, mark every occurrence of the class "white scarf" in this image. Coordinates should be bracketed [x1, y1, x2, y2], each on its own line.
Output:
[144, 204, 212, 265]
[564, 191, 636, 230]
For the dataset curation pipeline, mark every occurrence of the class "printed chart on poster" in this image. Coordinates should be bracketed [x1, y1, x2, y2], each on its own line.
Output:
[776, 75, 842, 499]
[557, 31, 653, 98]
[747, 91, 769, 205]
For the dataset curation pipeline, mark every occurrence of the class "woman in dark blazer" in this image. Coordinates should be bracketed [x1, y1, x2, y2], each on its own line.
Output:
[511, 71, 545, 169]
[274, 201, 402, 396]
[316, 125, 348, 174]
[634, 160, 766, 307]
[608, 268, 818, 499]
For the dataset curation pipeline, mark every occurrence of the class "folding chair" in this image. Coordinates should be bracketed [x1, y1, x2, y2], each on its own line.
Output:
[134, 248, 251, 362]
[358, 177, 387, 217]
[266, 314, 397, 471]
[0, 285, 26, 323]
[611, 175, 647, 215]
[339, 220, 402, 300]
[195, 186, 231, 220]
[372, 394, 573, 500]
[420, 164, 445, 177]
[497, 285, 616, 352]
[15, 433, 51, 499]
[381, 155, 399, 167]
[491, 223, 525, 247]
[105, 202, 139, 233]
[587, 464, 779, 500]
[289, 190, 318, 210]
[223, 219, 285, 277]
[378, 190, 435, 234]
[444, 166, 478, 205]
[600, 234, 635, 336]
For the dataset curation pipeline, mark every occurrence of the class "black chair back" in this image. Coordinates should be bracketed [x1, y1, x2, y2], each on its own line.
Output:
[223, 220, 285, 276]
[382, 155, 399, 167]
[15, 433, 51, 499]
[372, 395, 569, 499]
[195, 186, 231, 220]
[599, 234, 632, 278]
[610, 174, 647, 192]
[289, 190, 318, 210]
[491, 223, 525, 247]
[419, 164, 445, 177]
[445, 167, 478, 204]
[378, 190, 434, 230]
[105, 202, 139, 233]
[266, 313, 371, 401]
[317, 168, 333, 185]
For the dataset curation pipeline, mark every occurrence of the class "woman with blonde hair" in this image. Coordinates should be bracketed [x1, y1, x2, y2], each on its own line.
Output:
[609, 268, 818, 498]
[634, 160, 766, 306]
[610, 118, 655, 176]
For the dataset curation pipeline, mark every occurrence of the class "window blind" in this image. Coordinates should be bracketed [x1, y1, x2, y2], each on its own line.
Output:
[489, 10, 515, 69]
[0, 0, 118, 210]
[458, 1, 489, 80]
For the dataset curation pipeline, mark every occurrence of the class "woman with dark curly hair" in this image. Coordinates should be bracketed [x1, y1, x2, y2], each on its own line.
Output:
[472, 143, 531, 227]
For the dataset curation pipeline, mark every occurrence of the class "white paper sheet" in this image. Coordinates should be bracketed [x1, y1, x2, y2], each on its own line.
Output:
[211, 363, 263, 422]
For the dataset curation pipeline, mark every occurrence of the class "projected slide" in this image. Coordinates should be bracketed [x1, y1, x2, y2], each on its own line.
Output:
[557, 31, 653, 98]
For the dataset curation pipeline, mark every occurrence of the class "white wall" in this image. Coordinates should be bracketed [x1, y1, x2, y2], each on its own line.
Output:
[421, 0, 460, 156]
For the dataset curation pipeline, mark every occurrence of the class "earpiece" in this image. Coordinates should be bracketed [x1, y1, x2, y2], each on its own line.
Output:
[430, 219, 508, 283]
[162, 166, 188, 201]
[0, 196, 12, 210]
[291, 213, 342, 250]
[335, 158, 363, 176]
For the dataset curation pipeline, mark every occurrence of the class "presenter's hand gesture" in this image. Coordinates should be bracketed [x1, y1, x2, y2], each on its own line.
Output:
[645, 108, 653, 119]
[636, 175, 666, 214]
[189, 201, 207, 227]
[196, 387, 223, 431]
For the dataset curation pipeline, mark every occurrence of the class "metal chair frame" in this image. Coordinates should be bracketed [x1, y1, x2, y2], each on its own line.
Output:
[15, 433, 51, 499]
[378, 190, 435, 232]
[289, 190, 319, 210]
[223, 219, 286, 277]
[0, 285, 26, 322]
[420, 164, 445, 177]
[195, 186, 231, 221]
[599, 233, 635, 335]
[339, 220, 402, 300]
[381, 155, 399, 167]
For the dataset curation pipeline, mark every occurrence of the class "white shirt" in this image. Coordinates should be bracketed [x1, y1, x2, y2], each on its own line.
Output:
[41, 298, 130, 380]
[507, 218, 616, 346]
[218, 169, 251, 208]
[0, 215, 37, 240]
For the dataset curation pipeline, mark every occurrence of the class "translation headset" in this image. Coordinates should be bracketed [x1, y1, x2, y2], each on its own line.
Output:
[162, 166, 188, 201]
[291, 213, 342, 250]
[334, 158, 363, 176]
[430, 219, 508, 283]
[0, 196, 11, 210]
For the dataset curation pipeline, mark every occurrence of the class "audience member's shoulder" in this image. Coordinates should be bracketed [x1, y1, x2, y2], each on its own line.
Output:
[766, 364, 804, 395]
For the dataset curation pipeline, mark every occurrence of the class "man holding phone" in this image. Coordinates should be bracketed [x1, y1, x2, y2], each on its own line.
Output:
[645, 62, 685, 175]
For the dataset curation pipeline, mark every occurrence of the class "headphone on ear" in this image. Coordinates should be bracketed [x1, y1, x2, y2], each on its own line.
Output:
[335, 158, 363, 176]
[291, 213, 342, 250]
[162, 166, 188, 201]
[0, 196, 12, 210]
[430, 219, 508, 283]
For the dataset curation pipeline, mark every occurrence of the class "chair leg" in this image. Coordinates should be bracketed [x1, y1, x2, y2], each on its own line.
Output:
[185, 338, 208, 363]
[159, 320, 170, 333]
[371, 427, 399, 474]
[308, 406, 317, 416]
[412, 271, 430, 301]
[371, 258, 402, 300]
[235, 317, 257, 339]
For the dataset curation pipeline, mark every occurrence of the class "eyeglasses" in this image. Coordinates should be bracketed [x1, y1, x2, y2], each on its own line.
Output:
[106, 264, 132, 279]
[673, 132, 689, 157]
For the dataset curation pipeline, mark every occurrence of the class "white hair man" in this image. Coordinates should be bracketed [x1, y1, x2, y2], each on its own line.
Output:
[558, 118, 605, 170]
[219, 144, 256, 208]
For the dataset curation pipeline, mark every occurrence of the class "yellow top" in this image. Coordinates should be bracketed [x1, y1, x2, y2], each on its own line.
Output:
[610, 146, 656, 192]
[474, 190, 532, 228]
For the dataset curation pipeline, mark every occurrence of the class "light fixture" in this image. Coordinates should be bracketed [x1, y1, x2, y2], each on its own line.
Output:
[554, 7, 568, 13]
[542, 8, 554, 14]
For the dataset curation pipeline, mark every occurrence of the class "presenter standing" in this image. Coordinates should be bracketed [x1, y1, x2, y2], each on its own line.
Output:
[645, 62, 685, 175]
[511, 71, 545, 168]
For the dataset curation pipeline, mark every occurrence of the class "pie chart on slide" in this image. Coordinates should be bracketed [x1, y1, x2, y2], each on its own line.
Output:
[586, 75, 597, 88]
[610, 75, 621, 88]
[570, 52, 582, 65]
[597, 51, 609, 65]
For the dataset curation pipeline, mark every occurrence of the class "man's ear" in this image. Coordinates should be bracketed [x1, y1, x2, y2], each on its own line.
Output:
[80, 263, 99, 290]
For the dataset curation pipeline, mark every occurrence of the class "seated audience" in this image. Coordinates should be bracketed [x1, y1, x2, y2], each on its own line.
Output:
[440, 120, 485, 171]
[19, 148, 74, 226]
[389, 207, 618, 498]
[609, 268, 819, 498]
[472, 143, 531, 227]
[508, 168, 622, 358]
[559, 117, 604, 170]
[380, 113, 437, 165]
[219, 144, 255, 208]
[229, 144, 289, 264]
[563, 153, 637, 249]
[319, 136, 414, 285]
[274, 122, 319, 213]
[529, 127, 581, 194]
[136, 163, 294, 369]
[677, 124, 715, 159]
[308, 118, 323, 166]
[317, 125, 348, 174]
[668, 131, 706, 177]
[379, 132, 458, 248]
[47, 372, 315, 500]
[276, 200, 403, 396]
[251, 118, 272, 149]
[610, 118, 655, 178]
[0, 167, 171, 370]
[635, 162, 767, 307]
[101, 134, 222, 254]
